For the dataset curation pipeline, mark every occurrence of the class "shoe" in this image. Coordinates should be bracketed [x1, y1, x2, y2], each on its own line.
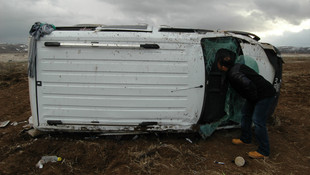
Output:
[232, 139, 249, 145]
[248, 151, 268, 159]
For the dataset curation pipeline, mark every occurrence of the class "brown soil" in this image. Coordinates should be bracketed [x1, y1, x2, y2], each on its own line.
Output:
[0, 55, 309, 175]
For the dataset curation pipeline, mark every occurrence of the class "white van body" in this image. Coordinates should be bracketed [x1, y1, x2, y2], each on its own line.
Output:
[28, 25, 280, 134]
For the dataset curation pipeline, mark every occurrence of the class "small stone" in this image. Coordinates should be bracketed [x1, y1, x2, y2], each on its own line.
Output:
[27, 129, 42, 137]
[235, 156, 245, 167]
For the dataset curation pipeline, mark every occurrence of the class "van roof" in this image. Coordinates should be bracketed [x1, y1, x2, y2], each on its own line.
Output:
[55, 24, 260, 41]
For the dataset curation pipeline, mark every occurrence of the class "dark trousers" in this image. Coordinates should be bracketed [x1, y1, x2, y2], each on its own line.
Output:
[240, 96, 276, 156]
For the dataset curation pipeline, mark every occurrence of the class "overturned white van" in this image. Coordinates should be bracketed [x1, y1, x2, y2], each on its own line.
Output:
[28, 23, 282, 137]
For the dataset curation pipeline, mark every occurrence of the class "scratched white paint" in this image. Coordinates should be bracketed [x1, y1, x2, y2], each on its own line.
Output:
[28, 25, 277, 133]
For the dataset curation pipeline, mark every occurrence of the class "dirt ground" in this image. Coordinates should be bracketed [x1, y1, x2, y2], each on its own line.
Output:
[0, 53, 309, 175]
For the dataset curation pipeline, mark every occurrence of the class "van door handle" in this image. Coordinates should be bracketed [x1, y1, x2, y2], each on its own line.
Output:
[140, 44, 160, 49]
[171, 85, 203, 92]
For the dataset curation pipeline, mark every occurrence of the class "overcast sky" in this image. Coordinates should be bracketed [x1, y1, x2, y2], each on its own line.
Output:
[0, 0, 309, 47]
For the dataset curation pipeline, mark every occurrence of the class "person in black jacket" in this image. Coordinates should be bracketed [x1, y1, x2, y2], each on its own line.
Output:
[217, 49, 276, 159]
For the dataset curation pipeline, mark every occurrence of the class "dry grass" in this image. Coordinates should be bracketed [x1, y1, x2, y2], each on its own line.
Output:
[0, 62, 27, 87]
[1, 53, 310, 174]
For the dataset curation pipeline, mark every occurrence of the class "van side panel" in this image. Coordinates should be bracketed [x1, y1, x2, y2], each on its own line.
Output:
[240, 43, 275, 83]
[34, 32, 205, 131]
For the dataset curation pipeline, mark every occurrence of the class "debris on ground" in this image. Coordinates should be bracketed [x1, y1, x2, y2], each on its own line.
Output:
[185, 138, 193, 143]
[27, 129, 42, 138]
[36, 156, 62, 169]
[0, 120, 10, 128]
[234, 156, 246, 167]
[214, 161, 225, 165]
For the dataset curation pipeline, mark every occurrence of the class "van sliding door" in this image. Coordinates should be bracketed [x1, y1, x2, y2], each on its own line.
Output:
[199, 37, 241, 124]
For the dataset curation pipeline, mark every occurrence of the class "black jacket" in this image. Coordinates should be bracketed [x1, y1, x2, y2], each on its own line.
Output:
[227, 63, 276, 103]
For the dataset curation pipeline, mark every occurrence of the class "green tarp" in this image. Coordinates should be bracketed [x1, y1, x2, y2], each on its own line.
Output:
[200, 37, 259, 138]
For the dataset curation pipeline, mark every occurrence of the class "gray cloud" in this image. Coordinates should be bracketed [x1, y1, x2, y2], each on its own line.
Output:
[253, 0, 310, 25]
[103, 0, 251, 29]
[0, 0, 309, 46]
[264, 29, 310, 47]
[102, 0, 309, 31]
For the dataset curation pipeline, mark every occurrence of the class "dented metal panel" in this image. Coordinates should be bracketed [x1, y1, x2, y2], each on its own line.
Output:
[240, 43, 275, 83]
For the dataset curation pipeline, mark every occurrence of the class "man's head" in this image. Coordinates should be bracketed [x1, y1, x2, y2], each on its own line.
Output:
[216, 49, 236, 72]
